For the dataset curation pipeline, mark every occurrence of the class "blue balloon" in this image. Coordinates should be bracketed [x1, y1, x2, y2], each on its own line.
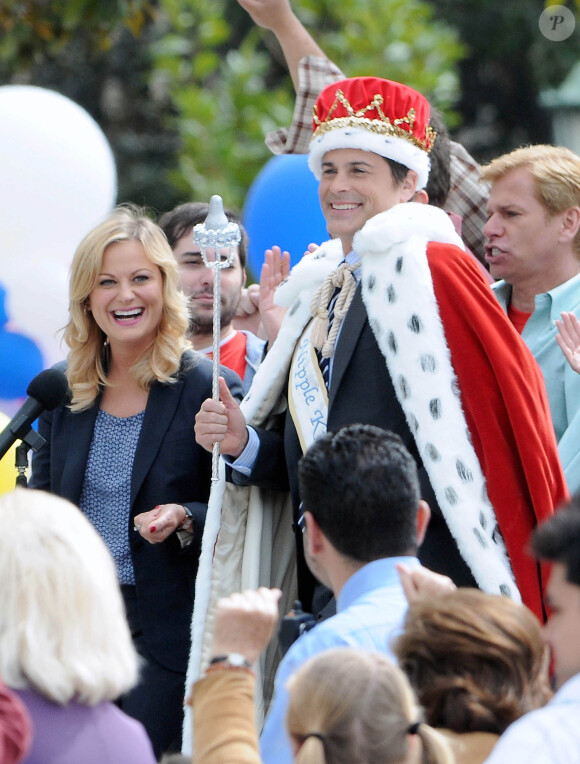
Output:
[0, 330, 44, 399]
[0, 284, 8, 327]
[242, 154, 329, 279]
[0, 282, 44, 399]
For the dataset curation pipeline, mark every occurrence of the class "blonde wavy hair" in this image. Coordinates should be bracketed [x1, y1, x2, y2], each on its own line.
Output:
[286, 648, 453, 764]
[64, 204, 190, 411]
[0, 488, 138, 705]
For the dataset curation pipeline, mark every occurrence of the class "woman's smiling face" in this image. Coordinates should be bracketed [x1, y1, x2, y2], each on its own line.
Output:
[88, 239, 163, 354]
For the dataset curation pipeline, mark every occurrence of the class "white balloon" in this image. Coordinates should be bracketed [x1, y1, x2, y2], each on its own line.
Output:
[0, 85, 117, 370]
[0, 85, 117, 267]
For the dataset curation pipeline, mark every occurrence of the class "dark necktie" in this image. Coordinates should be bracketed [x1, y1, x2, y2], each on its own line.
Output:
[317, 286, 340, 388]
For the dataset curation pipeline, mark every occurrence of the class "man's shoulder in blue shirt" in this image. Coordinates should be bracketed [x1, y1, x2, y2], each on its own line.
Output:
[259, 556, 419, 764]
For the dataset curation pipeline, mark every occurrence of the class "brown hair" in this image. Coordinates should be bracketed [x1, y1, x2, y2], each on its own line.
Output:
[393, 589, 552, 734]
[158, 201, 248, 269]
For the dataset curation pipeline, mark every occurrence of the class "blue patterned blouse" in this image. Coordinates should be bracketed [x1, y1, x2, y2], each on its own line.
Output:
[79, 409, 145, 585]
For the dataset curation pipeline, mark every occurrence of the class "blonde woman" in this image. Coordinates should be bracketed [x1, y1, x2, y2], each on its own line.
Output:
[30, 206, 243, 757]
[0, 488, 157, 763]
[286, 649, 453, 764]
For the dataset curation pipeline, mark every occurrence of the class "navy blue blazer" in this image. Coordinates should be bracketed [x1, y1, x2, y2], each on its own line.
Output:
[30, 352, 243, 673]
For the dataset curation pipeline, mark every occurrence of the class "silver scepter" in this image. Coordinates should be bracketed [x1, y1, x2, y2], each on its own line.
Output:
[193, 195, 241, 481]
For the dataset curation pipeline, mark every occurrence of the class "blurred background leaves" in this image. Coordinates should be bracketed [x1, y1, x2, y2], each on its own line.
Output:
[1, 0, 579, 213]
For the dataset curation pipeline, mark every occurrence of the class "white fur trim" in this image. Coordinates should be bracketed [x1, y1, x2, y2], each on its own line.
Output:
[273, 238, 344, 309]
[183, 457, 226, 753]
[239, 240, 343, 425]
[308, 127, 430, 189]
[354, 202, 465, 253]
[355, 205, 520, 601]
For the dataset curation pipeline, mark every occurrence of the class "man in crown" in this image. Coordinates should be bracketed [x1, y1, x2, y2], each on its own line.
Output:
[187, 76, 567, 748]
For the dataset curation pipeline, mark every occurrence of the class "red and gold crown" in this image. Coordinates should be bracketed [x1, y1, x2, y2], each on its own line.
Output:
[308, 77, 436, 189]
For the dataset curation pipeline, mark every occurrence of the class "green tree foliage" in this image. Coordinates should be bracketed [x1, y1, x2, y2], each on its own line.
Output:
[429, 0, 580, 159]
[0, 0, 154, 60]
[0, 0, 463, 212]
[431, 0, 580, 90]
[151, 0, 465, 210]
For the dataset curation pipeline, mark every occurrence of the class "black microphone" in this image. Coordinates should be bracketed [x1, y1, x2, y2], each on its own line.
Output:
[0, 369, 69, 460]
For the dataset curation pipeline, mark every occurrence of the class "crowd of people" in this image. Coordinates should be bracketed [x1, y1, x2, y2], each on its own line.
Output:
[2, 0, 580, 762]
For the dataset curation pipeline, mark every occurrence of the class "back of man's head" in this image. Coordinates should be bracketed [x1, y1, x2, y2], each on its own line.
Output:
[298, 424, 420, 563]
[424, 107, 451, 209]
[532, 497, 580, 586]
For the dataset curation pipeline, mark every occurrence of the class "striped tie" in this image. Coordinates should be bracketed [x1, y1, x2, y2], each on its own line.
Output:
[317, 286, 340, 388]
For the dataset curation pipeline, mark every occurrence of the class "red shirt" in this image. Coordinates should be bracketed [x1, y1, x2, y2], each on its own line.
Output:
[207, 331, 248, 382]
[508, 302, 532, 334]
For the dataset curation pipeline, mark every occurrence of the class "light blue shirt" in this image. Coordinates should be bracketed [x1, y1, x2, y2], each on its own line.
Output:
[484, 673, 580, 764]
[240, 329, 267, 394]
[259, 555, 419, 764]
[493, 275, 580, 494]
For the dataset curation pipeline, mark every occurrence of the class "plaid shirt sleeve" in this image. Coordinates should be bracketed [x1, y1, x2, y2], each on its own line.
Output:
[265, 55, 345, 155]
[265, 55, 489, 264]
[446, 141, 490, 263]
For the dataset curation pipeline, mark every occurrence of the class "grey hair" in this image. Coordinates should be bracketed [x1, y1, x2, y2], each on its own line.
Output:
[0, 488, 139, 704]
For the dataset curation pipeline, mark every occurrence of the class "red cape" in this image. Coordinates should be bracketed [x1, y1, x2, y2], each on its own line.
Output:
[427, 242, 568, 620]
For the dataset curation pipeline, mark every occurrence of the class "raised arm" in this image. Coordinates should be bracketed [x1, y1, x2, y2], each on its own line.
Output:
[191, 588, 282, 764]
[210, 587, 282, 664]
[236, 0, 326, 90]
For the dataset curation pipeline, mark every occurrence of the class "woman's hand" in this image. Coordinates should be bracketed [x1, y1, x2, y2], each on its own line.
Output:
[210, 587, 282, 665]
[134, 503, 190, 543]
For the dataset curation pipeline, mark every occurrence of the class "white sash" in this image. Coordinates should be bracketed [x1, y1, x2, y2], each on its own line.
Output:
[288, 320, 329, 454]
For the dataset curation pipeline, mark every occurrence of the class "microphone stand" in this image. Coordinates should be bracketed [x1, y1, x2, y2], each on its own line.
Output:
[14, 429, 46, 488]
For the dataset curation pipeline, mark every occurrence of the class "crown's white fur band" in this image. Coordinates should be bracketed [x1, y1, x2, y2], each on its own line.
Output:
[308, 127, 430, 189]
